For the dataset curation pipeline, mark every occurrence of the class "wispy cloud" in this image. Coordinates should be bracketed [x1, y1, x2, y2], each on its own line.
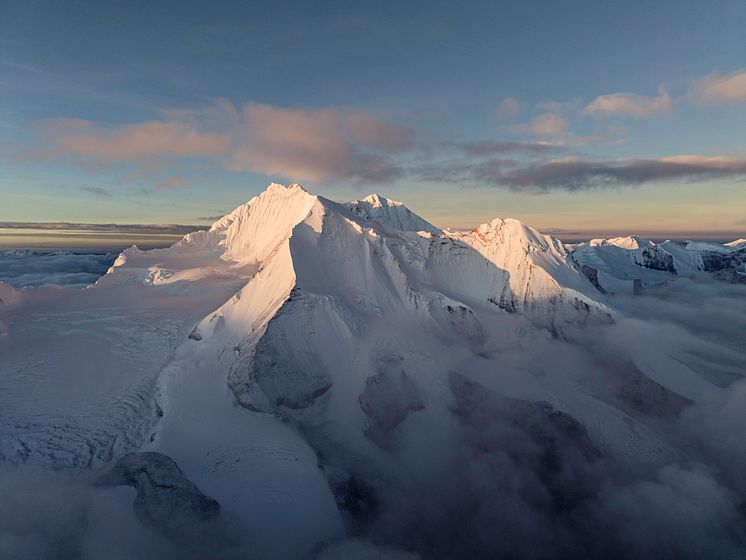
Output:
[32, 118, 230, 161]
[455, 140, 561, 157]
[419, 155, 746, 191]
[513, 113, 569, 137]
[154, 177, 187, 191]
[0, 222, 199, 234]
[80, 186, 111, 198]
[501, 155, 746, 190]
[690, 69, 746, 105]
[583, 89, 672, 118]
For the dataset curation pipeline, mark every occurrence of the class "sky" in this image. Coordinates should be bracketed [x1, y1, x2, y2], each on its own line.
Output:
[0, 0, 745, 238]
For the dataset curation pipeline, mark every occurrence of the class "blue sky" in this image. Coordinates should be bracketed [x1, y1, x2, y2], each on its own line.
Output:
[1, 0, 745, 235]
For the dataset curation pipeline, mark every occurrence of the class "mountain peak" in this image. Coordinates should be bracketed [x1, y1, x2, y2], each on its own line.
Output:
[344, 194, 441, 234]
[607, 235, 652, 250]
[725, 238, 746, 248]
[459, 217, 569, 259]
[361, 193, 403, 208]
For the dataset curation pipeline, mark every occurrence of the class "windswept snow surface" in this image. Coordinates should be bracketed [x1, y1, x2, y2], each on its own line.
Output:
[2, 183, 746, 559]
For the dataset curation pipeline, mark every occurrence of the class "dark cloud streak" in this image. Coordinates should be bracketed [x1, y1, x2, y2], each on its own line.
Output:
[416, 156, 746, 191]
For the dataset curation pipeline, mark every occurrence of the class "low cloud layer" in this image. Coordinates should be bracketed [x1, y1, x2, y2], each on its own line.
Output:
[0, 251, 117, 288]
[356, 274, 746, 559]
[0, 468, 186, 559]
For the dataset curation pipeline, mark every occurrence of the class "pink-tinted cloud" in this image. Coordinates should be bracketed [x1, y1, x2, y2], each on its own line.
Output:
[690, 69, 746, 105]
[229, 102, 408, 183]
[34, 119, 231, 161]
[513, 113, 569, 137]
[26, 101, 413, 185]
[344, 112, 415, 151]
[583, 89, 672, 118]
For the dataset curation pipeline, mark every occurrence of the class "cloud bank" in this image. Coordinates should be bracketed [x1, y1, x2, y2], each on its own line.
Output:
[0, 251, 117, 288]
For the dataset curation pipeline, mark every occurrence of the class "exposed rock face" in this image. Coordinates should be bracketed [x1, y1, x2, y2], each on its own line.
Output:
[250, 293, 335, 410]
[98, 452, 220, 538]
[579, 264, 607, 295]
[359, 356, 425, 444]
[328, 473, 380, 531]
[701, 249, 746, 272]
[639, 246, 676, 272]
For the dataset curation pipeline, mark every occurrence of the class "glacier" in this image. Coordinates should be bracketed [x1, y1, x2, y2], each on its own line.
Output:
[1, 183, 746, 559]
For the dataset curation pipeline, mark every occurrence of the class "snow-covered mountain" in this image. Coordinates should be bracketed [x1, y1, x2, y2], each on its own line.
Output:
[2, 183, 746, 559]
[570, 234, 746, 293]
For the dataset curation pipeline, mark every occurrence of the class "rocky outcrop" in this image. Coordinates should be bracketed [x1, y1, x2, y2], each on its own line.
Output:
[359, 356, 425, 444]
[701, 249, 746, 272]
[98, 452, 220, 538]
